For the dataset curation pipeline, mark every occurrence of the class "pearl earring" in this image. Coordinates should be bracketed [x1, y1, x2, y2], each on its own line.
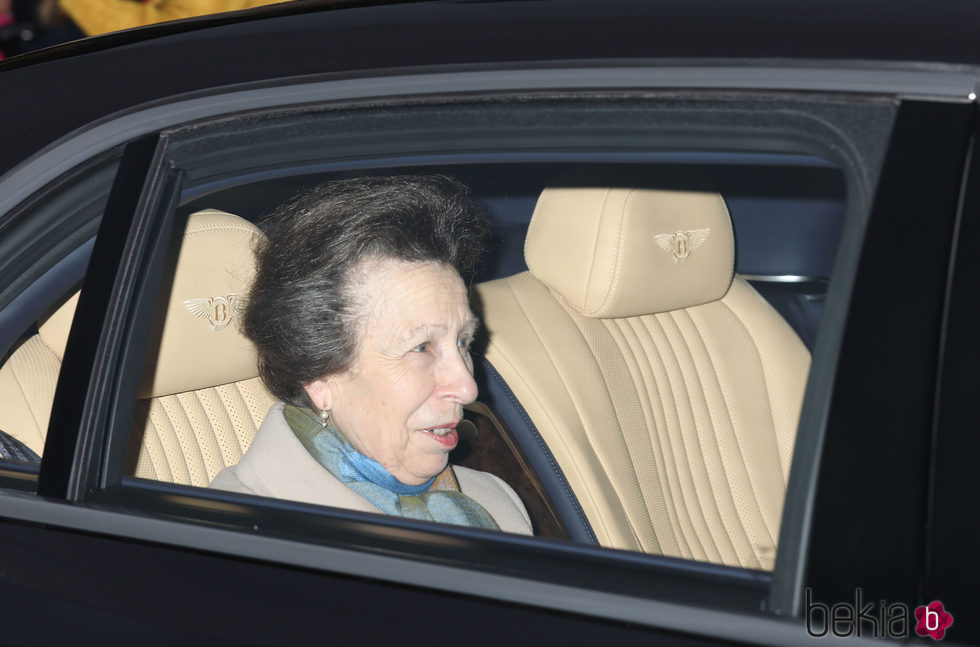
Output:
[320, 406, 330, 428]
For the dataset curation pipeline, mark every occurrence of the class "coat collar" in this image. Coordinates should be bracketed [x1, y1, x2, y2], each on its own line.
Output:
[236, 402, 382, 514]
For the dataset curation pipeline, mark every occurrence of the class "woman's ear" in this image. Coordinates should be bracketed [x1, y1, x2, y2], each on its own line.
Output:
[303, 377, 333, 411]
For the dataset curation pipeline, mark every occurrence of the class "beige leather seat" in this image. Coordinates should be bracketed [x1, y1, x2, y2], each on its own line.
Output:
[0, 292, 78, 457]
[0, 210, 275, 486]
[474, 187, 810, 570]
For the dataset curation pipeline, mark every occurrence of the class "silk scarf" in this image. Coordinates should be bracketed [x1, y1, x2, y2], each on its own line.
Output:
[284, 404, 499, 530]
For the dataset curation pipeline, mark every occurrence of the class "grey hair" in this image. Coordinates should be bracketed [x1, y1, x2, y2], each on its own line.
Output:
[242, 174, 487, 408]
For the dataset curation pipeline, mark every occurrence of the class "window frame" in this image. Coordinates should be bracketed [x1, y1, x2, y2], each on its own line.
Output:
[0, 150, 122, 489]
[917, 102, 980, 643]
[792, 99, 973, 619]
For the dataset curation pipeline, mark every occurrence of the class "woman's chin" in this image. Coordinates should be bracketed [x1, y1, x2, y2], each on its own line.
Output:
[404, 449, 452, 483]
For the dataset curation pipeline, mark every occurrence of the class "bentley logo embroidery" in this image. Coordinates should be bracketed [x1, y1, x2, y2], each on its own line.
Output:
[183, 293, 244, 331]
[654, 228, 710, 263]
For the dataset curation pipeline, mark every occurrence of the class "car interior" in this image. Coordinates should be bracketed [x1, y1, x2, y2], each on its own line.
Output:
[0, 157, 846, 571]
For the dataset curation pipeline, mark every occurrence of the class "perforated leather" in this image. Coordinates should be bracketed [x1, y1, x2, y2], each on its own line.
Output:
[0, 335, 62, 455]
[0, 290, 80, 455]
[129, 377, 275, 486]
[476, 273, 808, 569]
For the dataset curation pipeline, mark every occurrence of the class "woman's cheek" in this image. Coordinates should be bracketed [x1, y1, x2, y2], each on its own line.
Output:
[391, 362, 436, 405]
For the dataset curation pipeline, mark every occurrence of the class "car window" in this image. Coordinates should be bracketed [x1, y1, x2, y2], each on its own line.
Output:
[0, 154, 119, 488]
[126, 159, 845, 554]
[97, 94, 885, 555]
[27, 90, 904, 625]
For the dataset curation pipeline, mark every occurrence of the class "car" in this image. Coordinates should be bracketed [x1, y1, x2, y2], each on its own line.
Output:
[0, 0, 977, 644]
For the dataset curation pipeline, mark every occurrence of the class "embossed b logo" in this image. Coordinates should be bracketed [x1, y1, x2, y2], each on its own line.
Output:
[184, 292, 243, 331]
[654, 228, 710, 263]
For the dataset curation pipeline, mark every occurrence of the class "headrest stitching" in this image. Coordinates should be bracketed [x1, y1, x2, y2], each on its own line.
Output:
[182, 226, 259, 239]
[591, 189, 638, 318]
[715, 194, 737, 294]
[582, 188, 615, 316]
[522, 190, 546, 272]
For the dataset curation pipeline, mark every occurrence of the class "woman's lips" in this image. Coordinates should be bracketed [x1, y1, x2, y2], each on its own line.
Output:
[419, 423, 459, 449]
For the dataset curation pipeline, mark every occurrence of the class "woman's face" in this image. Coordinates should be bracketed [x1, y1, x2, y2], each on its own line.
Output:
[306, 259, 478, 485]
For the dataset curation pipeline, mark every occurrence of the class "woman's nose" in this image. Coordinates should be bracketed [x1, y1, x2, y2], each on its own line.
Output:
[441, 349, 478, 404]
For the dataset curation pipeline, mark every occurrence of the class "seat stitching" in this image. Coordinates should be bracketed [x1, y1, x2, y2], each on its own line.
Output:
[719, 292, 787, 488]
[181, 225, 257, 239]
[591, 190, 637, 316]
[5, 357, 45, 450]
[157, 397, 185, 481]
[243, 380, 267, 429]
[681, 306, 777, 561]
[216, 384, 247, 466]
[560, 309, 652, 550]
[140, 407, 166, 481]
[501, 278, 599, 542]
[582, 189, 615, 316]
[235, 381, 259, 452]
[162, 395, 196, 484]
[509, 275, 642, 547]
[36, 331, 63, 361]
[220, 385, 247, 469]
[668, 308, 752, 564]
[179, 392, 208, 484]
[193, 389, 222, 483]
[603, 317, 664, 553]
[719, 290, 786, 488]
[651, 312, 722, 562]
[658, 312, 729, 562]
[623, 315, 707, 557]
[630, 315, 713, 561]
[481, 355, 597, 544]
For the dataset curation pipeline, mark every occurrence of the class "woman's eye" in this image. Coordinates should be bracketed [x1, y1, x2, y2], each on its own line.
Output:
[412, 342, 429, 353]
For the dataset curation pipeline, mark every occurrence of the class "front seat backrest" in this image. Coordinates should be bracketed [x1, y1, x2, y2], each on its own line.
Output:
[0, 210, 275, 485]
[128, 209, 275, 486]
[474, 187, 810, 570]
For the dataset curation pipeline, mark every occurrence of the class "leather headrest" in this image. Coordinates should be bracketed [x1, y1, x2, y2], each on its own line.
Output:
[36, 210, 261, 398]
[139, 209, 261, 398]
[524, 187, 735, 318]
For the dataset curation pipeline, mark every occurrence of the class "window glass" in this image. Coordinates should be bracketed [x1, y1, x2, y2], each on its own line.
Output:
[0, 155, 119, 482]
[113, 94, 893, 581]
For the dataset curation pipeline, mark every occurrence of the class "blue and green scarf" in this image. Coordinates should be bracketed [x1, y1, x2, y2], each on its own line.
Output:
[284, 404, 499, 530]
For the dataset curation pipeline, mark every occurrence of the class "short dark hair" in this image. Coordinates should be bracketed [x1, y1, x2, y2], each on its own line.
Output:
[243, 174, 487, 407]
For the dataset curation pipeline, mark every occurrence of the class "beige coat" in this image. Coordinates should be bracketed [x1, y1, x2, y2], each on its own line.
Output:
[211, 402, 533, 535]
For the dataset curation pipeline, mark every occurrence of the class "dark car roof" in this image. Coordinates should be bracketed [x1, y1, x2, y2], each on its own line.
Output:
[1, 0, 978, 178]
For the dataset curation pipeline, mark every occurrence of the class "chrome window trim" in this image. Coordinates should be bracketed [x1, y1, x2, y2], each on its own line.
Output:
[741, 274, 829, 284]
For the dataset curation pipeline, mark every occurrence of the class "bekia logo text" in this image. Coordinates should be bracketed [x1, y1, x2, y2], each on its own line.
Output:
[805, 588, 953, 640]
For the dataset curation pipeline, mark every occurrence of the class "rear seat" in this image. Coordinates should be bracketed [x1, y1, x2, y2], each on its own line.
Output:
[0, 210, 275, 486]
[474, 186, 811, 569]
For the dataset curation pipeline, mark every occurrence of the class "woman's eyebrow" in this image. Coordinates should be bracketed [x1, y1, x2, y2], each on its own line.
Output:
[396, 322, 449, 346]
[398, 316, 479, 344]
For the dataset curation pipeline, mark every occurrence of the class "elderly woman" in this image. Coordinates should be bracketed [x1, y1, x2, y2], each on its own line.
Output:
[210, 175, 532, 535]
